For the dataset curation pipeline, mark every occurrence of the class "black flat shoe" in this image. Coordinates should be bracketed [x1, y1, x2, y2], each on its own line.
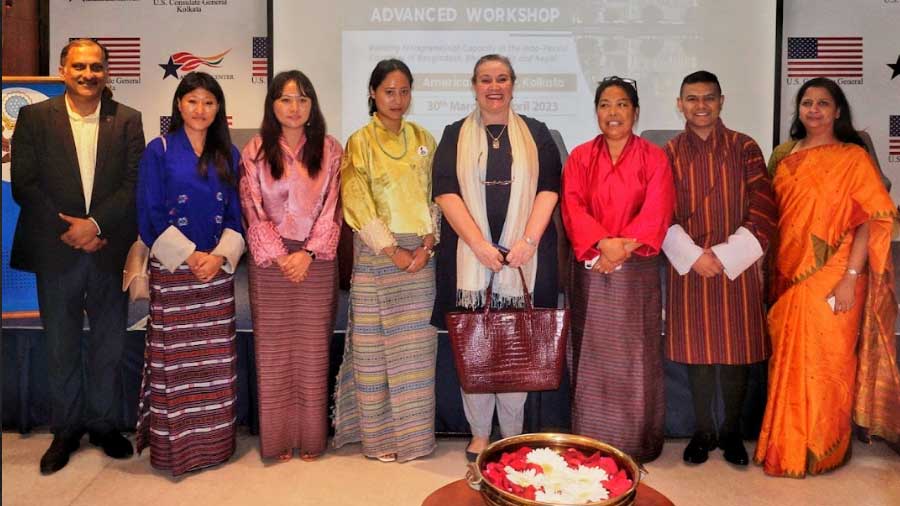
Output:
[720, 435, 749, 466]
[89, 431, 133, 459]
[40, 435, 81, 475]
[683, 432, 717, 464]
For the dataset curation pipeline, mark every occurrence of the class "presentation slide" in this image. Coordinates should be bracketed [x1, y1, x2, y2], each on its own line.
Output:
[273, 1, 776, 153]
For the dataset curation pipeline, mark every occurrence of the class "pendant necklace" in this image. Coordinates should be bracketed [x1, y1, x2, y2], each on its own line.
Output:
[486, 124, 507, 150]
[374, 128, 408, 160]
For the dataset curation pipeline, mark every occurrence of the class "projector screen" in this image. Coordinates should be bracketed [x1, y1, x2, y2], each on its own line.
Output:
[273, 1, 777, 153]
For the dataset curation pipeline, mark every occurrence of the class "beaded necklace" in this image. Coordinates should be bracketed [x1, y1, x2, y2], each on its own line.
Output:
[374, 126, 408, 160]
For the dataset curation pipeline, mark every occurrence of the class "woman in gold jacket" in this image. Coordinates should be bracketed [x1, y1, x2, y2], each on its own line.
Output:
[333, 59, 440, 463]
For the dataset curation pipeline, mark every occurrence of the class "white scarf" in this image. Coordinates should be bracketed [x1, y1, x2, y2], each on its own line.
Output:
[455, 109, 538, 308]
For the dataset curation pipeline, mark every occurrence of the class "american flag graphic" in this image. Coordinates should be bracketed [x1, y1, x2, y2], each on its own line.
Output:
[160, 115, 234, 135]
[171, 49, 230, 72]
[252, 37, 268, 78]
[890, 115, 900, 156]
[787, 37, 863, 78]
[73, 37, 141, 78]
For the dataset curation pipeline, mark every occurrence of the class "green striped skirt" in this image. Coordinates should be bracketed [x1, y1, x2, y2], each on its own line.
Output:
[333, 233, 437, 461]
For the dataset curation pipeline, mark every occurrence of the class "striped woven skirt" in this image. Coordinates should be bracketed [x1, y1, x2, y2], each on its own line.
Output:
[569, 255, 665, 463]
[333, 234, 437, 461]
[248, 244, 337, 459]
[135, 261, 237, 476]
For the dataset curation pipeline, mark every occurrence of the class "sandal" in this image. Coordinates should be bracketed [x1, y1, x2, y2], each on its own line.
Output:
[300, 452, 321, 462]
[466, 436, 489, 462]
[376, 453, 397, 463]
[277, 451, 292, 461]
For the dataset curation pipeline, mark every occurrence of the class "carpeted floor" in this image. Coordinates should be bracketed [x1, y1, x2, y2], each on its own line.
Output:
[2, 431, 898, 505]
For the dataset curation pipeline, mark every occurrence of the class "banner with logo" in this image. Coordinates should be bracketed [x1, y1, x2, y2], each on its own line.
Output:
[781, 0, 900, 200]
[49, 1, 268, 143]
[2, 78, 66, 317]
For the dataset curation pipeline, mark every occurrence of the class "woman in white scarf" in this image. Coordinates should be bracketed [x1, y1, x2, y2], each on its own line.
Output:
[432, 55, 565, 461]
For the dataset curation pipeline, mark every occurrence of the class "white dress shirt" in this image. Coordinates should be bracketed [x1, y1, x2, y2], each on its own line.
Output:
[64, 95, 100, 213]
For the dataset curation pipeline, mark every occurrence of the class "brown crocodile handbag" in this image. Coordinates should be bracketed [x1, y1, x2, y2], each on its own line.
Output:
[446, 267, 568, 393]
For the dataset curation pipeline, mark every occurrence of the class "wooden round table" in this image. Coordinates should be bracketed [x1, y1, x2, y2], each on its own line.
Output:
[422, 480, 674, 506]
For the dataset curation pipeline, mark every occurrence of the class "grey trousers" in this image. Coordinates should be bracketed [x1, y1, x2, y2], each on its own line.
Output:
[460, 389, 527, 438]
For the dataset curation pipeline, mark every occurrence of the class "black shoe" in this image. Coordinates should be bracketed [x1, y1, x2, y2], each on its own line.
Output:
[720, 435, 749, 466]
[40, 435, 81, 475]
[683, 432, 717, 464]
[89, 431, 133, 459]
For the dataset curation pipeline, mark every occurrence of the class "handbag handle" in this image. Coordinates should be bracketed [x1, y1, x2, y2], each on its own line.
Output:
[483, 267, 533, 314]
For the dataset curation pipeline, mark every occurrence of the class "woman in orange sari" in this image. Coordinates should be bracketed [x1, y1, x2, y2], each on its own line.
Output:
[755, 77, 900, 477]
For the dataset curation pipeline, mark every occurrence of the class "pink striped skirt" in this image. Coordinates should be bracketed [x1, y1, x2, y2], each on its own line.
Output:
[248, 247, 337, 459]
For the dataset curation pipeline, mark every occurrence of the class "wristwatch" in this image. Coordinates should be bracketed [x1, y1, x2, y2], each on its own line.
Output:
[303, 249, 317, 260]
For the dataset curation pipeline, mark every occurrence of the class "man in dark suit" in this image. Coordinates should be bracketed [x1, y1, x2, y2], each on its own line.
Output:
[10, 39, 145, 474]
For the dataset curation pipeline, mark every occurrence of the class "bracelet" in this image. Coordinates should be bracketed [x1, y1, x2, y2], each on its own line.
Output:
[303, 249, 317, 260]
[846, 268, 860, 276]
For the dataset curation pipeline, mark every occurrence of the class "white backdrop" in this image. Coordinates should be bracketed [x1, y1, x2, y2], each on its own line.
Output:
[42, 1, 900, 194]
[49, 1, 268, 144]
[781, 0, 900, 201]
[273, 0, 778, 154]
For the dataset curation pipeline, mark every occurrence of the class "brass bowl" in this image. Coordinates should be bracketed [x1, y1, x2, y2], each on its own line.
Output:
[466, 433, 641, 506]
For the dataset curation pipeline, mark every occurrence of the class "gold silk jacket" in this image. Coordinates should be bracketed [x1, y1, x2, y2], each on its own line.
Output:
[341, 114, 438, 252]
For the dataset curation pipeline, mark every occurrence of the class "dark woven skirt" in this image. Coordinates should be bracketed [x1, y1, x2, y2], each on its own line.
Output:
[248, 245, 337, 459]
[136, 261, 237, 476]
[569, 255, 665, 463]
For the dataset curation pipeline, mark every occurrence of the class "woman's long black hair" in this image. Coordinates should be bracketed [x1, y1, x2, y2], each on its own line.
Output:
[789, 77, 865, 148]
[256, 70, 327, 179]
[169, 71, 237, 187]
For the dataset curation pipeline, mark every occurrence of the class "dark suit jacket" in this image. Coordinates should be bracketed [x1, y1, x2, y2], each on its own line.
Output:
[10, 94, 145, 274]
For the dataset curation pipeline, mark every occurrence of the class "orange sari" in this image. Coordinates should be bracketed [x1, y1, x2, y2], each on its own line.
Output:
[755, 142, 900, 477]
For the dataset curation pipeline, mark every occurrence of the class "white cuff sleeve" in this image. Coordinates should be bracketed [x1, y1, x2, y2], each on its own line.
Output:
[88, 217, 102, 236]
[210, 228, 245, 274]
[358, 218, 397, 254]
[150, 226, 197, 273]
[710, 226, 764, 281]
[661, 225, 704, 275]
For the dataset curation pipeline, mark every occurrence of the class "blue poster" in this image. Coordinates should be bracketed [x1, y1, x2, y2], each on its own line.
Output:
[2, 80, 65, 316]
